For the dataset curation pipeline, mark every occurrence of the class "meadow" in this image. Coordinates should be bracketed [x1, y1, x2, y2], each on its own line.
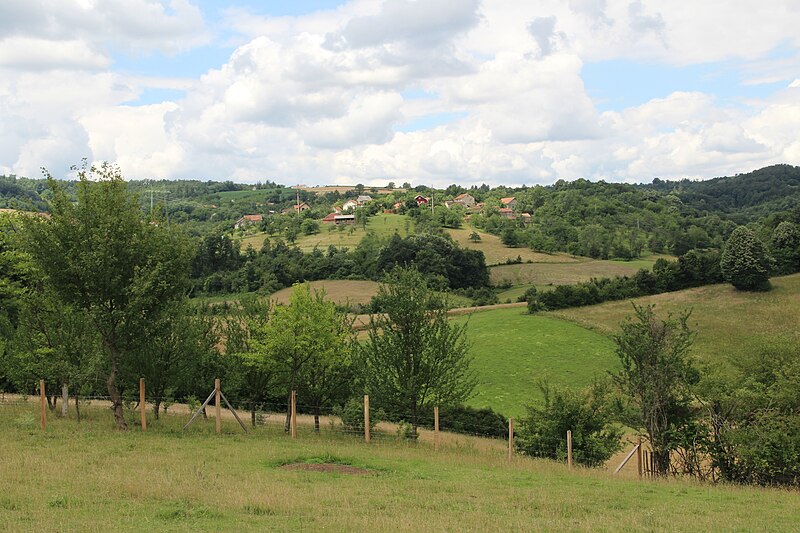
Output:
[1, 402, 798, 532]
[550, 273, 800, 372]
[445, 226, 579, 266]
[240, 213, 411, 252]
[454, 308, 619, 417]
[489, 257, 660, 286]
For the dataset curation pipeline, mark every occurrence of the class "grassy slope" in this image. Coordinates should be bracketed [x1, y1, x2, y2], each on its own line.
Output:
[1, 405, 798, 532]
[446, 225, 579, 266]
[240, 213, 411, 252]
[454, 308, 618, 417]
[269, 280, 380, 306]
[549, 274, 800, 371]
[490, 257, 659, 286]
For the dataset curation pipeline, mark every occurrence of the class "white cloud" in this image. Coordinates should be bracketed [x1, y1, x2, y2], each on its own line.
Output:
[1, 0, 800, 185]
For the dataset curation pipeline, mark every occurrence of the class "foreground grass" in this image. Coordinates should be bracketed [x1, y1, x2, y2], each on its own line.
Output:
[550, 273, 800, 372]
[455, 308, 619, 417]
[1, 403, 798, 532]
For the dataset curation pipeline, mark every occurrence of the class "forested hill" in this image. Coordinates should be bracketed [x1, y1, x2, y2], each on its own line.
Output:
[645, 164, 800, 216]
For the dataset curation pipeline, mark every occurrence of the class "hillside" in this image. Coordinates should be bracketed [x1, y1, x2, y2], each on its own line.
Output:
[646, 164, 800, 215]
[549, 273, 800, 371]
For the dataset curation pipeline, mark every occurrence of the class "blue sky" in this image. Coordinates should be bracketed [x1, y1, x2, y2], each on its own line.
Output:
[1, 0, 799, 185]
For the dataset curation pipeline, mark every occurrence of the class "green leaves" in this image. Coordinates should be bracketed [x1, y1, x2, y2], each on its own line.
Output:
[720, 225, 772, 291]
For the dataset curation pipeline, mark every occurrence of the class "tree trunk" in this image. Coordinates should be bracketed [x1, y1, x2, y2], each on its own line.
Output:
[284, 391, 292, 433]
[75, 394, 81, 423]
[314, 406, 320, 433]
[251, 402, 256, 428]
[46, 395, 55, 410]
[61, 382, 69, 417]
[107, 357, 127, 430]
[154, 398, 161, 420]
[654, 449, 671, 476]
[202, 406, 207, 419]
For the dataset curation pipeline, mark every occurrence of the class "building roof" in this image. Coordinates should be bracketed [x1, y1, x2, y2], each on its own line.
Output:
[322, 212, 337, 222]
[454, 193, 473, 201]
[500, 197, 516, 205]
[238, 214, 262, 222]
[357, 195, 372, 203]
[334, 214, 355, 220]
[499, 208, 514, 214]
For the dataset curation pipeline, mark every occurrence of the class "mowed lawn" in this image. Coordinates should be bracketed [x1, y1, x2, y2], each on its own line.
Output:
[549, 273, 800, 372]
[454, 308, 619, 417]
[490, 257, 659, 286]
[240, 213, 411, 252]
[2, 405, 799, 532]
[446, 225, 579, 266]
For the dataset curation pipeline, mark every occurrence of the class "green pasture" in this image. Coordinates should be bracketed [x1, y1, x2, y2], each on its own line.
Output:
[456, 308, 619, 418]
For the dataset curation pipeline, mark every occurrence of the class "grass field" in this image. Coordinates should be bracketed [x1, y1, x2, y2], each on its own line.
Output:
[240, 213, 411, 252]
[269, 280, 380, 306]
[446, 226, 579, 266]
[454, 308, 619, 417]
[549, 273, 800, 372]
[1, 403, 798, 532]
[490, 257, 659, 286]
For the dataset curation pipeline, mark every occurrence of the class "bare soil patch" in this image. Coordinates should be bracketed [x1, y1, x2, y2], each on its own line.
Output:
[280, 463, 374, 475]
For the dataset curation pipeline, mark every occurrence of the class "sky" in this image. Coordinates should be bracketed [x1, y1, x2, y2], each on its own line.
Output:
[1, 0, 799, 188]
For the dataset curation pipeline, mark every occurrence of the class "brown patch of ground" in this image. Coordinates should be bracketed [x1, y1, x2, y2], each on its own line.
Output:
[280, 463, 374, 475]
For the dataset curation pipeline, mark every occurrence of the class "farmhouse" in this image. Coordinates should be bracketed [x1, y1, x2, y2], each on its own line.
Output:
[333, 214, 356, 225]
[498, 208, 515, 219]
[234, 214, 262, 229]
[415, 195, 429, 206]
[500, 197, 517, 210]
[342, 199, 359, 211]
[321, 212, 337, 224]
[453, 193, 476, 207]
[356, 195, 372, 205]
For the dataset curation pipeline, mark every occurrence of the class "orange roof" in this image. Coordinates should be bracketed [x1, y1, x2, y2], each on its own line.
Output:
[454, 193, 472, 200]
[500, 197, 515, 205]
[242, 214, 262, 222]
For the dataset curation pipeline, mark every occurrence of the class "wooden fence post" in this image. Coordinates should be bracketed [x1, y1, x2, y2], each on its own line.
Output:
[291, 390, 297, 439]
[215, 378, 221, 434]
[40, 379, 46, 431]
[139, 378, 146, 432]
[364, 394, 370, 444]
[636, 437, 643, 478]
[434, 406, 440, 452]
[508, 417, 514, 460]
[567, 430, 573, 469]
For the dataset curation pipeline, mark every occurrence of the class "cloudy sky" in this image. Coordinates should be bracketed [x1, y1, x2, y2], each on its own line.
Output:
[1, 0, 799, 187]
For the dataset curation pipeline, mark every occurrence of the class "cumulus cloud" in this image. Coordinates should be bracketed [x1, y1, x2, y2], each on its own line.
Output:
[1, 0, 800, 185]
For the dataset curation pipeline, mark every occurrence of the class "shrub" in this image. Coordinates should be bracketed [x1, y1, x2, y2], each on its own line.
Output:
[334, 398, 383, 436]
[515, 382, 622, 467]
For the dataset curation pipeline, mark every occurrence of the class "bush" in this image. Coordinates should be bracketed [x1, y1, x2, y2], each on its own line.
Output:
[515, 383, 623, 467]
[720, 226, 772, 291]
[438, 405, 507, 438]
[334, 398, 383, 436]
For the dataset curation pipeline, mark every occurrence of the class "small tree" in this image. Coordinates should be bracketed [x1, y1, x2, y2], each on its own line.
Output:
[720, 226, 772, 291]
[468, 231, 481, 243]
[359, 268, 476, 433]
[770, 221, 800, 275]
[516, 382, 622, 467]
[612, 304, 699, 476]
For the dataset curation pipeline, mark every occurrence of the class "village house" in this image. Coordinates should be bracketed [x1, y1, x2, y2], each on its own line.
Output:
[453, 193, 476, 207]
[342, 199, 359, 211]
[356, 195, 372, 205]
[415, 195, 429, 206]
[333, 214, 356, 225]
[498, 208, 515, 219]
[321, 212, 337, 224]
[500, 197, 517, 210]
[281, 202, 311, 215]
[233, 214, 262, 229]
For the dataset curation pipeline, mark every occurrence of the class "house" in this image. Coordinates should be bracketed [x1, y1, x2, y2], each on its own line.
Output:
[342, 199, 359, 212]
[500, 197, 517, 210]
[519, 213, 532, 224]
[392, 201, 404, 210]
[294, 202, 311, 212]
[332, 206, 342, 214]
[356, 195, 372, 205]
[498, 208, 515, 219]
[333, 214, 356, 225]
[321, 212, 337, 224]
[453, 193, 476, 207]
[415, 195, 429, 206]
[234, 214, 262, 229]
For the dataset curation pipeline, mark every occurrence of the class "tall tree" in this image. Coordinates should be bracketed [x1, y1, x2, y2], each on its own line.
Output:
[359, 268, 476, 433]
[22, 163, 192, 429]
[720, 226, 772, 291]
[612, 304, 699, 476]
